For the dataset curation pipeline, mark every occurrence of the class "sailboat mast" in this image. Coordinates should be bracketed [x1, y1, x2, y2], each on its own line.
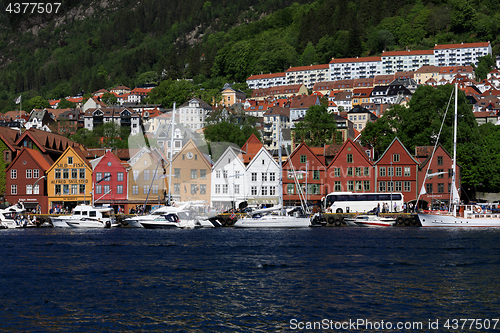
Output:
[168, 102, 176, 205]
[451, 83, 458, 215]
[278, 116, 283, 215]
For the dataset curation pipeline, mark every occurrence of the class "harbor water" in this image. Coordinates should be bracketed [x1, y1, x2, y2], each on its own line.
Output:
[1, 227, 500, 332]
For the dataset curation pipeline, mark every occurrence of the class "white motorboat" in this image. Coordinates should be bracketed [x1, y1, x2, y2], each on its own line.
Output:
[124, 203, 200, 229]
[417, 84, 500, 228]
[344, 214, 396, 227]
[0, 202, 31, 229]
[50, 205, 115, 228]
[233, 205, 311, 228]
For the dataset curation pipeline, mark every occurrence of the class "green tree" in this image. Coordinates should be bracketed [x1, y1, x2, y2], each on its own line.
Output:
[26, 96, 50, 110]
[473, 55, 495, 81]
[58, 98, 76, 109]
[293, 105, 339, 146]
[101, 92, 118, 106]
[145, 79, 195, 107]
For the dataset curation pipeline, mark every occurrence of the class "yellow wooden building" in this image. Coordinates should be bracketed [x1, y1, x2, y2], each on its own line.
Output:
[46, 145, 93, 211]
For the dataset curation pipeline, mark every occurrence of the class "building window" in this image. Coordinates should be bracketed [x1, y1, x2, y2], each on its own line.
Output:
[104, 172, 111, 181]
[347, 167, 353, 176]
[191, 169, 198, 179]
[191, 184, 198, 194]
[347, 180, 354, 191]
[347, 154, 353, 163]
[426, 183, 433, 194]
[334, 168, 340, 177]
[379, 167, 386, 177]
[133, 170, 139, 181]
[143, 186, 148, 194]
[404, 181, 411, 192]
[262, 186, 268, 196]
[96, 172, 102, 182]
[270, 172, 276, 181]
[404, 167, 411, 177]
[252, 173, 257, 181]
[68, 157, 73, 165]
[262, 173, 267, 181]
[313, 170, 320, 180]
[364, 167, 370, 176]
[72, 169, 78, 179]
[55, 184, 61, 195]
[215, 185, 220, 194]
[250, 186, 257, 195]
[287, 184, 294, 194]
[388, 167, 394, 177]
[200, 169, 207, 179]
[438, 183, 445, 193]
[117, 172, 124, 182]
[223, 170, 228, 178]
[174, 184, 180, 194]
[234, 184, 240, 194]
[174, 169, 181, 178]
[437, 156, 443, 165]
[144, 170, 150, 181]
[379, 181, 386, 192]
[10, 184, 17, 195]
[152, 185, 158, 194]
[334, 181, 341, 191]
[355, 181, 362, 191]
[80, 169, 85, 179]
[26, 185, 32, 195]
[33, 169, 39, 179]
[300, 155, 307, 163]
[393, 154, 400, 162]
[63, 185, 69, 195]
[96, 185, 102, 194]
[222, 184, 228, 194]
[117, 185, 123, 194]
[200, 184, 206, 194]
[71, 184, 78, 195]
[363, 181, 370, 191]
[355, 167, 362, 176]
[79, 184, 85, 194]
[133, 185, 138, 195]
[26, 169, 32, 179]
[438, 169, 444, 178]
[395, 181, 402, 192]
[396, 167, 402, 177]
[216, 170, 221, 178]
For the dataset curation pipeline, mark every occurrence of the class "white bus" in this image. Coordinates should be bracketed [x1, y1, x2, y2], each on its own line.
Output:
[322, 192, 404, 213]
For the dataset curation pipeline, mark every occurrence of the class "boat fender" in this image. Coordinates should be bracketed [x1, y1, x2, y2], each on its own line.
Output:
[396, 216, 404, 225]
[327, 217, 335, 225]
[105, 220, 111, 228]
[404, 217, 411, 226]
[411, 216, 419, 226]
[334, 218, 341, 226]
[474, 206, 482, 214]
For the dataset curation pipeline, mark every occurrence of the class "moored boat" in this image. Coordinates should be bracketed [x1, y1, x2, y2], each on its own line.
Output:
[344, 214, 396, 227]
[50, 205, 115, 228]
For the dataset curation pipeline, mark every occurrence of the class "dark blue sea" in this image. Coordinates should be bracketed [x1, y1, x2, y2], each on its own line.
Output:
[1, 227, 500, 332]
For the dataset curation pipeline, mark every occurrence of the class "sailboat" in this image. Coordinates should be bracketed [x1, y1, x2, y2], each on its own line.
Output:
[233, 125, 311, 228]
[418, 84, 500, 227]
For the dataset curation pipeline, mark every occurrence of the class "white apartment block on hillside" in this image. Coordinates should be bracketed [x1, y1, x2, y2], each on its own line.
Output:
[381, 49, 434, 74]
[285, 64, 330, 89]
[329, 56, 382, 81]
[434, 42, 491, 67]
[246, 72, 286, 90]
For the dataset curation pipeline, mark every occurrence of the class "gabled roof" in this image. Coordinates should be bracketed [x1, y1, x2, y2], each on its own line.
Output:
[240, 134, 263, 164]
[15, 128, 80, 153]
[5, 147, 51, 172]
[415, 65, 440, 73]
[327, 138, 372, 168]
[417, 144, 453, 169]
[245, 146, 279, 171]
[289, 95, 319, 109]
[47, 145, 91, 173]
[263, 107, 290, 117]
[375, 137, 420, 165]
[283, 142, 326, 169]
[0, 127, 20, 152]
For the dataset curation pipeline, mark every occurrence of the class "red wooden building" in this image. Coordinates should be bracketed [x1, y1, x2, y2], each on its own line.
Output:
[374, 137, 420, 205]
[91, 151, 128, 213]
[416, 145, 461, 210]
[5, 147, 51, 213]
[282, 142, 326, 207]
[326, 138, 374, 194]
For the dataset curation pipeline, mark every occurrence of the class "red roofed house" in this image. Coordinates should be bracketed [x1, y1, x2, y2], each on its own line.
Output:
[374, 137, 420, 207]
[282, 142, 327, 208]
[5, 147, 52, 213]
[91, 151, 128, 213]
[325, 139, 374, 208]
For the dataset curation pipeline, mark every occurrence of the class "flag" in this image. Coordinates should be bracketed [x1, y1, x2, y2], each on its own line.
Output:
[230, 212, 236, 220]
[15, 95, 21, 104]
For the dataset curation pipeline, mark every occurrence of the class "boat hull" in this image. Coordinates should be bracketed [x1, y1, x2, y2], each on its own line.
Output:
[418, 213, 500, 227]
[140, 221, 180, 229]
[233, 216, 310, 228]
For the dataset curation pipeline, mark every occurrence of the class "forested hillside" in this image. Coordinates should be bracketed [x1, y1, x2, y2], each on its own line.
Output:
[1, 0, 499, 112]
